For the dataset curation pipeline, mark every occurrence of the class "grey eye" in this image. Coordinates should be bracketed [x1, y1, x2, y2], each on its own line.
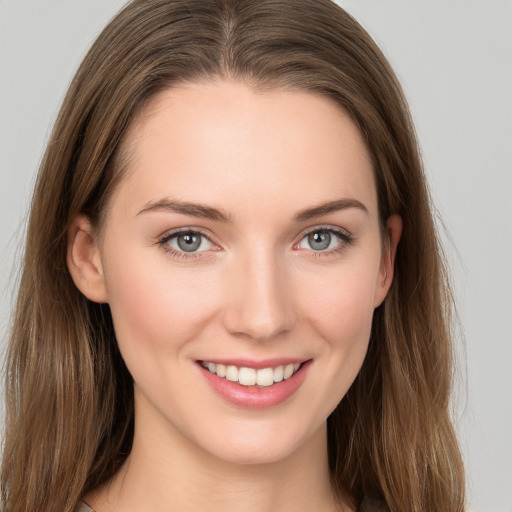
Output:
[307, 230, 332, 251]
[177, 233, 201, 252]
[168, 232, 212, 253]
[297, 228, 347, 252]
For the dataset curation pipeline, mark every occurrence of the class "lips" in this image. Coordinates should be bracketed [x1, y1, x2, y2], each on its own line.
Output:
[198, 358, 312, 409]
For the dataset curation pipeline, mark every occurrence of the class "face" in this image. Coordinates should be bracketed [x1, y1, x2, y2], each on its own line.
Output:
[70, 80, 399, 466]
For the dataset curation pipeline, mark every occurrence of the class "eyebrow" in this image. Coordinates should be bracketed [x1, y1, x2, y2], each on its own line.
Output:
[137, 198, 233, 223]
[293, 198, 368, 222]
[137, 197, 367, 223]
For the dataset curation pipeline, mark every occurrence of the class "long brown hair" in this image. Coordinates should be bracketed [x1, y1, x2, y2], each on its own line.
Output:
[1, 1, 465, 511]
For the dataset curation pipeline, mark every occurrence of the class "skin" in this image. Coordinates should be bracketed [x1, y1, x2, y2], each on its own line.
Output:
[68, 80, 401, 512]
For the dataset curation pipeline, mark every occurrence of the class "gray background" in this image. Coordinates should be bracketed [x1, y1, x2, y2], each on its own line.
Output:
[1, 1, 511, 510]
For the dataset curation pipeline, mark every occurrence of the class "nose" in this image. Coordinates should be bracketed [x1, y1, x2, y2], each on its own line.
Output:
[222, 248, 296, 342]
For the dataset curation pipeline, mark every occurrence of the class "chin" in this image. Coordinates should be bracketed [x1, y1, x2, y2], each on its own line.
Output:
[194, 418, 324, 467]
[206, 442, 300, 467]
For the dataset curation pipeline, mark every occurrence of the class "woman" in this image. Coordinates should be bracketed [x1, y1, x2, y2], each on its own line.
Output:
[1, 1, 465, 511]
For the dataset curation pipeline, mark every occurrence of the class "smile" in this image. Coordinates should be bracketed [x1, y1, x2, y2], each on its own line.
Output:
[198, 358, 312, 408]
[200, 361, 301, 387]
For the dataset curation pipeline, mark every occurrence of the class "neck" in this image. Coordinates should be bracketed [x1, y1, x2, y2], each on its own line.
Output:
[86, 402, 347, 512]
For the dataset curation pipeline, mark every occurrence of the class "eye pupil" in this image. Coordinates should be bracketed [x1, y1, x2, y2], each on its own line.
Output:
[177, 233, 201, 252]
[308, 231, 331, 250]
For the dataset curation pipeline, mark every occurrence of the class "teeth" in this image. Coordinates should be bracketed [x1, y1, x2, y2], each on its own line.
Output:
[216, 363, 226, 378]
[283, 364, 294, 379]
[273, 365, 284, 382]
[201, 361, 303, 386]
[238, 367, 256, 386]
[256, 368, 274, 387]
[225, 365, 239, 382]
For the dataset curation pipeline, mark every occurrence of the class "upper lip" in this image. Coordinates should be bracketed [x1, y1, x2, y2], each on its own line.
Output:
[197, 357, 311, 369]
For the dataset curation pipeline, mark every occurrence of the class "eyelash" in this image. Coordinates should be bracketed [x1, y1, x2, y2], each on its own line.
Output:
[295, 225, 354, 258]
[157, 226, 354, 260]
[157, 228, 216, 260]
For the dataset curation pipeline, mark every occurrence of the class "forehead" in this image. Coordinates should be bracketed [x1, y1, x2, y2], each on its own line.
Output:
[112, 80, 377, 220]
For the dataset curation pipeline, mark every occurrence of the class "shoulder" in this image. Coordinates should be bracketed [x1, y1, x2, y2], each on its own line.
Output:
[74, 502, 95, 512]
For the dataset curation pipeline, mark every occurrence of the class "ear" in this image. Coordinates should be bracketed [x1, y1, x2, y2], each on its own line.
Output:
[67, 215, 108, 303]
[374, 214, 402, 308]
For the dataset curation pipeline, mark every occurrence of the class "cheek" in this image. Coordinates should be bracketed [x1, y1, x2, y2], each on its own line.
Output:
[103, 252, 219, 359]
[290, 261, 381, 423]
[301, 263, 379, 346]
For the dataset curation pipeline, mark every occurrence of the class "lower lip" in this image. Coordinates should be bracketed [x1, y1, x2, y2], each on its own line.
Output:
[199, 361, 311, 409]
